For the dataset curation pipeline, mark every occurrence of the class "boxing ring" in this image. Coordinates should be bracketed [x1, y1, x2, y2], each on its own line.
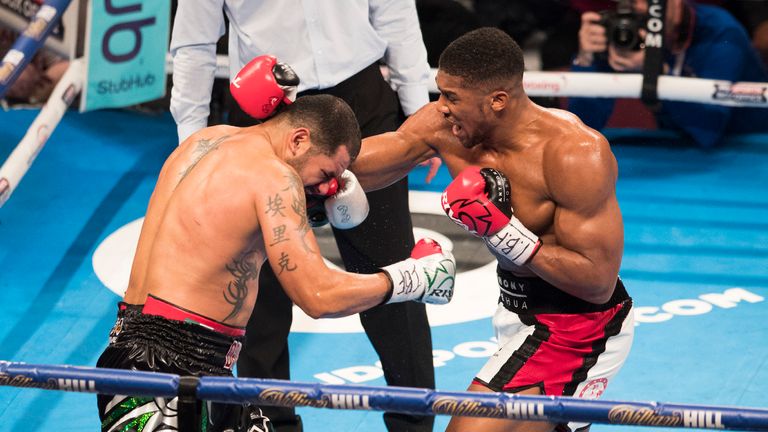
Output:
[2, 100, 767, 431]
[2, 1, 768, 430]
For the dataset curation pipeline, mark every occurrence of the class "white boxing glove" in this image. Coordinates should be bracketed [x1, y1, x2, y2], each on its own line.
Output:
[325, 170, 369, 229]
[382, 238, 456, 305]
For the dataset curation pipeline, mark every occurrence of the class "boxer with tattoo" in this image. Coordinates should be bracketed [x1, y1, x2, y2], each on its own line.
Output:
[96, 94, 456, 432]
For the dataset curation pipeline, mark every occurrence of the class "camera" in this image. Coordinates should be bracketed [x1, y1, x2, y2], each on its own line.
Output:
[597, 0, 646, 51]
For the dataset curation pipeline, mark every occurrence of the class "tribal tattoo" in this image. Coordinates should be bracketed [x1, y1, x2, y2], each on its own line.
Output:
[180, 135, 229, 180]
[223, 249, 260, 321]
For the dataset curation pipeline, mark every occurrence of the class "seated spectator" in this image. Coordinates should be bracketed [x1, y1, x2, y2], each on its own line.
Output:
[569, 0, 768, 148]
[1, 27, 69, 106]
[718, 1, 768, 67]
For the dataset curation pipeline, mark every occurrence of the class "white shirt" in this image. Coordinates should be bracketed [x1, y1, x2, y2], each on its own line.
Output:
[170, 0, 431, 143]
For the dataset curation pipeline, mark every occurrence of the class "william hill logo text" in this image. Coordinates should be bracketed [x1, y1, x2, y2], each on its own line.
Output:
[608, 405, 725, 429]
[328, 394, 371, 410]
[432, 398, 545, 420]
[258, 389, 373, 410]
[259, 389, 328, 408]
[609, 405, 682, 426]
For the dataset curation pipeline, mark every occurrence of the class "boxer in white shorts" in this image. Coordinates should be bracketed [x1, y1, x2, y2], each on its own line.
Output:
[475, 268, 634, 431]
[350, 27, 636, 431]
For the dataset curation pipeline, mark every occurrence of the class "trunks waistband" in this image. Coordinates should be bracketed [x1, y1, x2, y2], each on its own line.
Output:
[497, 266, 630, 314]
[119, 313, 242, 372]
[143, 295, 246, 337]
[118, 302, 143, 314]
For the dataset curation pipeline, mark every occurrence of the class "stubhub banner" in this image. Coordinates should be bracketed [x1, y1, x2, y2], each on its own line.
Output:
[81, 0, 170, 111]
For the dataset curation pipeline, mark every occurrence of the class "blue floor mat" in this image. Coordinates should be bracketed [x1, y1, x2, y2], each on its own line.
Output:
[1, 108, 766, 431]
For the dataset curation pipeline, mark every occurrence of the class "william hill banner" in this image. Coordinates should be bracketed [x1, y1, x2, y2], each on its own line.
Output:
[82, 0, 170, 111]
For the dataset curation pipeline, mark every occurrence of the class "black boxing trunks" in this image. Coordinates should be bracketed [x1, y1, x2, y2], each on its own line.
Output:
[96, 301, 143, 373]
[96, 295, 267, 432]
[105, 301, 142, 346]
[474, 267, 635, 432]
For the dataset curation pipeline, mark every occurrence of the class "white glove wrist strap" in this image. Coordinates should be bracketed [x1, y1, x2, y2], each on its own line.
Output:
[382, 259, 425, 304]
[484, 216, 541, 266]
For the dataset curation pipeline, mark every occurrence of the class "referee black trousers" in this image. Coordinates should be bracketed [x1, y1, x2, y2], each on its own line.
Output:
[230, 61, 436, 432]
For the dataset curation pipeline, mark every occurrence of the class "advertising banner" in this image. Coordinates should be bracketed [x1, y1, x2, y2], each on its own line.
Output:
[81, 0, 169, 111]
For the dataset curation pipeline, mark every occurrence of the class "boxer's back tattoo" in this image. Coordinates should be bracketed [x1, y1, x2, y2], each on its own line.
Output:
[180, 135, 229, 180]
[223, 248, 260, 321]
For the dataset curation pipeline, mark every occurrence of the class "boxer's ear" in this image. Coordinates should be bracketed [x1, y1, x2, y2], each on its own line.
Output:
[490, 90, 508, 112]
[288, 128, 311, 156]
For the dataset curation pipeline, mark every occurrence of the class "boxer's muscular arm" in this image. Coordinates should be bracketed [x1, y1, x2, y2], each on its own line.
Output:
[352, 131, 434, 191]
[352, 103, 450, 191]
[528, 138, 624, 303]
[255, 164, 391, 318]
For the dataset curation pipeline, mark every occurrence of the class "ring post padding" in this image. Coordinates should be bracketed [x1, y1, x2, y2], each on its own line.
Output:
[178, 376, 201, 432]
[0, 57, 84, 207]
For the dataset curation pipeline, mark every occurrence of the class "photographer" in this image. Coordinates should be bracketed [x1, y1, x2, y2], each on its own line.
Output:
[569, 0, 768, 148]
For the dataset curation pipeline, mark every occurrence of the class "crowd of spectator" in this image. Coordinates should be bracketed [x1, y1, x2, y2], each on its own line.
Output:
[2, 1, 767, 149]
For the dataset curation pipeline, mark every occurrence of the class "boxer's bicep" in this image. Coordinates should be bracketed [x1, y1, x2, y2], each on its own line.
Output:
[548, 143, 622, 276]
[255, 167, 329, 292]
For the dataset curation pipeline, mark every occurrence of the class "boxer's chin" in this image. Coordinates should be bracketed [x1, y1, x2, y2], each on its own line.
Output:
[458, 133, 480, 149]
[451, 123, 462, 137]
[451, 124, 472, 148]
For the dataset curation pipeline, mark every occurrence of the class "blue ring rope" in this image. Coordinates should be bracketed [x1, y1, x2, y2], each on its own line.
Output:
[0, 0, 72, 99]
[2, 361, 767, 430]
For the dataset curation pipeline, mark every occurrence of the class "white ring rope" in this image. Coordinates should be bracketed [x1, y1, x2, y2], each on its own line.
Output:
[176, 56, 767, 108]
[0, 58, 84, 208]
[518, 71, 768, 107]
[3, 57, 763, 206]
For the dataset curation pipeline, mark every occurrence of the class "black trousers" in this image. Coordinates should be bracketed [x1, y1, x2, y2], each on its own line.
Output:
[230, 62, 435, 432]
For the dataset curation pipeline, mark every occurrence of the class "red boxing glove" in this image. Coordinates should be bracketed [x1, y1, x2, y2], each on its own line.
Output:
[230, 55, 300, 120]
[443, 166, 542, 266]
[323, 178, 339, 197]
[411, 238, 444, 259]
[305, 177, 339, 198]
[305, 178, 339, 228]
[441, 166, 512, 237]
